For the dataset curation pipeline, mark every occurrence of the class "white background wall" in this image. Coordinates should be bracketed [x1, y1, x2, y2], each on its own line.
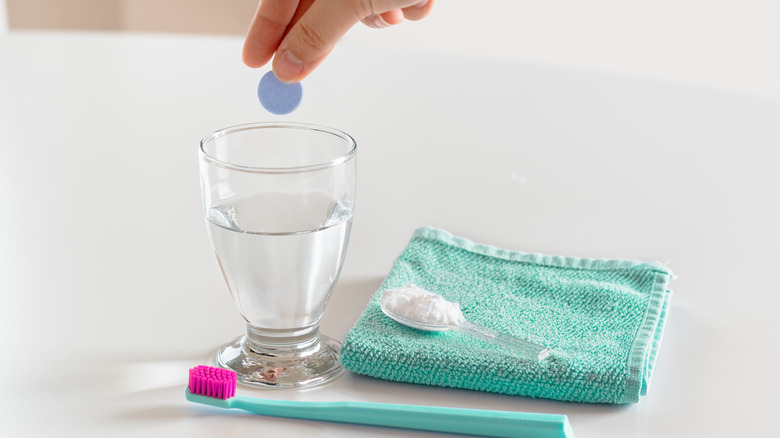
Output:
[4, 0, 779, 100]
[345, 0, 780, 100]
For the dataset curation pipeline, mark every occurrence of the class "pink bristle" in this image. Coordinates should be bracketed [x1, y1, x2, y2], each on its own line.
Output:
[188, 365, 237, 399]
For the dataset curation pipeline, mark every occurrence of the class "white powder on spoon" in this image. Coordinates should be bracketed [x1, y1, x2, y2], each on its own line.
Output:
[380, 285, 465, 327]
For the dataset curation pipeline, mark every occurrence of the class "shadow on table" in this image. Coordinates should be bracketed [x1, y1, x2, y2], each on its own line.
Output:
[107, 276, 661, 436]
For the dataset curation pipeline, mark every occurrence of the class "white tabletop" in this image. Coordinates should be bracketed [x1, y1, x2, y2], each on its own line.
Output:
[1, 30, 778, 438]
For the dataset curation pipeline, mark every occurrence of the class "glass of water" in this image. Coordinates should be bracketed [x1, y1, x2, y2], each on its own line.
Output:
[199, 122, 356, 388]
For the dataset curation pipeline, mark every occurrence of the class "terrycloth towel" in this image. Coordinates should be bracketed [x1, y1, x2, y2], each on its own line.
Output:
[339, 227, 674, 404]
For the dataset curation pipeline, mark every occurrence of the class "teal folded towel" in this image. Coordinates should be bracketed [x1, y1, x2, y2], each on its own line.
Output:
[340, 227, 674, 404]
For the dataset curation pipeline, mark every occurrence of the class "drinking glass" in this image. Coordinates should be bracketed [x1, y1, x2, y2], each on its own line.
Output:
[199, 122, 356, 388]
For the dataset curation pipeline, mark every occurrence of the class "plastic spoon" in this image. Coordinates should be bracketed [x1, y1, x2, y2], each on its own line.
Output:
[380, 297, 550, 361]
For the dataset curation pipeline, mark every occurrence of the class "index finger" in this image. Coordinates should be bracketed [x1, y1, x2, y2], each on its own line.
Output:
[243, 0, 302, 68]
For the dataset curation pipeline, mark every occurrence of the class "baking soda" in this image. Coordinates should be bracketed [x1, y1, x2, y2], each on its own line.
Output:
[380, 285, 465, 326]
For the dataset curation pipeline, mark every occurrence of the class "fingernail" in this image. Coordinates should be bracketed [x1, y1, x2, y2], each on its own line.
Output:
[373, 15, 390, 28]
[414, 0, 429, 8]
[274, 49, 304, 83]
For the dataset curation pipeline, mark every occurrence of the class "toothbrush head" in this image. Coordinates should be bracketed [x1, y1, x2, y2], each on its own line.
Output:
[188, 365, 236, 399]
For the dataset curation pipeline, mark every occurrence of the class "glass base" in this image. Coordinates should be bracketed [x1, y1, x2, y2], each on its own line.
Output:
[216, 332, 344, 389]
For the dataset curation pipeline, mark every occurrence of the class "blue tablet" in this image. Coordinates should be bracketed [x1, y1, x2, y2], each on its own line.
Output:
[257, 71, 303, 115]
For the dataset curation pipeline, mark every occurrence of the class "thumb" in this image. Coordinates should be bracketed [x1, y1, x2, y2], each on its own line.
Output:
[272, 0, 361, 83]
[273, 0, 428, 82]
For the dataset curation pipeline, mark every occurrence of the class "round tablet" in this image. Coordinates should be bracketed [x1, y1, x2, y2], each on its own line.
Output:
[257, 71, 303, 115]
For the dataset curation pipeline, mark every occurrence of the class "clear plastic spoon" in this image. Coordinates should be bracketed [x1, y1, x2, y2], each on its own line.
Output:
[380, 298, 550, 361]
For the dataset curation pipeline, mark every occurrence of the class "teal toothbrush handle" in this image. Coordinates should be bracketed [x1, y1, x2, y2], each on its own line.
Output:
[186, 389, 573, 438]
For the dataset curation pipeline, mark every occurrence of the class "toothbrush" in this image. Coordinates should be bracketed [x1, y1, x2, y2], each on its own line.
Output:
[185, 365, 574, 438]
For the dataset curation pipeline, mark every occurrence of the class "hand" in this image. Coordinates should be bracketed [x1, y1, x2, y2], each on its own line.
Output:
[243, 0, 435, 83]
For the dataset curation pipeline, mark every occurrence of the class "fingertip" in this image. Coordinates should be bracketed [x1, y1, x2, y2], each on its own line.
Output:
[272, 49, 305, 83]
[380, 10, 405, 26]
[403, 0, 435, 21]
[242, 38, 272, 69]
[242, 52, 264, 69]
[242, 54, 270, 69]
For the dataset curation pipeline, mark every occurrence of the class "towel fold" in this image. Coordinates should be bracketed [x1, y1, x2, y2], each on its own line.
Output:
[339, 227, 674, 404]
